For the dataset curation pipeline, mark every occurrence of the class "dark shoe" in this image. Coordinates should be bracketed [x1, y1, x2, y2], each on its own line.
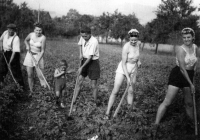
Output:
[95, 99, 101, 107]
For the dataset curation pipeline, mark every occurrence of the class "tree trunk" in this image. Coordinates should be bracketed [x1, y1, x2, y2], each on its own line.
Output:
[106, 31, 108, 44]
[142, 42, 145, 51]
[155, 43, 159, 54]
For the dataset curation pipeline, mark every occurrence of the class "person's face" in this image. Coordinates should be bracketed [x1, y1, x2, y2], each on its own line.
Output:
[129, 36, 138, 46]
[8, 28, 15, 36]
[182, 33, 193, 46]
[34, 27, 42, 37]
[60, 63, 67, 71]
[80, 33, 91, 41]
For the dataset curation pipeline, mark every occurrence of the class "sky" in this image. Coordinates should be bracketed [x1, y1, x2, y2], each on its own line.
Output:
[13, 0, 200, 25]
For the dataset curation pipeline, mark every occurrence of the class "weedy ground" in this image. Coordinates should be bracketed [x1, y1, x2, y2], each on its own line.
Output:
[0, 39, 200, 140]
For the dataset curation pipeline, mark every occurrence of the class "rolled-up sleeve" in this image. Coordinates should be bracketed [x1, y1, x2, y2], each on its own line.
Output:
[12, 36, 20, 52]
[88, 41, 98, 56]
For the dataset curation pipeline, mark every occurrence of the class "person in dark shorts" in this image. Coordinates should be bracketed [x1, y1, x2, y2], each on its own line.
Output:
[155, 27, 198, 126]
[54, 60, 68, 108]
[73, 25, 100, 106]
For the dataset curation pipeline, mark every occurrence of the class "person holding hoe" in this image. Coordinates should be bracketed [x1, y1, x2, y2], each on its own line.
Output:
[23, 22, 48, 93]
[104, 29, 141, 120]
[0, 24, 24, 89]
[72, 25, 100, 107]
[154, 27, 199, 134]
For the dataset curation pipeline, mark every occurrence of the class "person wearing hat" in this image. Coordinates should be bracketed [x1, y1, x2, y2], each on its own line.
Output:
[104, 29, 141, 119]
[0, 24, 24, 88]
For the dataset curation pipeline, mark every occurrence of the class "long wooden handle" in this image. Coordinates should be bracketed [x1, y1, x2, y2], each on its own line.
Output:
[68, 60, 82, 116]
[113, 64, 138, 118]
[113, 84, 129, 118]
[29, 52, 51, 90]
[2, 52, 18, 85]
[68, 75, 79, 116]
[193, 93, 198, 136]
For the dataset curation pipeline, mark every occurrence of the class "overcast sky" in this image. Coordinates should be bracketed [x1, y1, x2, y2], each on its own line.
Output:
[13, 0, 200, 25]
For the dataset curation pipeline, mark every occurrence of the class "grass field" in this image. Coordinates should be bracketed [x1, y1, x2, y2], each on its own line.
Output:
[1, 39, 200, 140]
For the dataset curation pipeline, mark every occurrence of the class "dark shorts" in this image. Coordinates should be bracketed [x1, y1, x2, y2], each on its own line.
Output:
[168, 66, 194, 88]
[81, 58, 100, 80]
[55, 78, 66, 92]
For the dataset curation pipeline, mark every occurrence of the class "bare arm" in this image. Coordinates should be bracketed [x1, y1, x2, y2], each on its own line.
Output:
[9, 35, 20, 65]
[37, 36, 46, 64]
[24, 33, 31, 52]
[177, 46, 194, 92]
[54, 69, 65, 78]
[122, 45, 130, 82]
[79, 46, 83, 60]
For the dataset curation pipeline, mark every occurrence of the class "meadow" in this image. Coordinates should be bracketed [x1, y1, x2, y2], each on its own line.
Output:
[0, 39, 200, 140]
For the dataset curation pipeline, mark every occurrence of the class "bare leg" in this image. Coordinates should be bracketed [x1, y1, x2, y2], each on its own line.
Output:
[155, 85, 179, 124]
[35, 68, 46, 88]
[183, 87, 194, 120]
[127, 72, 137, 107]
[91, 79, 98, 102]
[27, 67, 34, 92]
[105, 73, 125, 115]
[73, 75, 84, 103]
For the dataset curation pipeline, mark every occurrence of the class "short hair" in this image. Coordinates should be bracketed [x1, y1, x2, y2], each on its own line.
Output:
[181, 27, 195, 37]
[80, 26, 91, 34]
[60, 60, 68, 67]
[34, 22, 43, 29]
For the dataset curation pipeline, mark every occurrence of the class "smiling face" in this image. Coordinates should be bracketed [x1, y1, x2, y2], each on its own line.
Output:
[182, 33, 193, 46]
[34, 27, 43, 37]
[129, 36, 138, 46]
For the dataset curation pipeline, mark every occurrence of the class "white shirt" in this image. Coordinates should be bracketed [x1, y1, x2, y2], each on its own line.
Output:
[78, 36, 99, 60]
[0, 30, 20, 52]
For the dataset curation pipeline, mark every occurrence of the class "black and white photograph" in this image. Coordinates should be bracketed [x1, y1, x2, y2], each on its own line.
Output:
[0, 0, 200, 139]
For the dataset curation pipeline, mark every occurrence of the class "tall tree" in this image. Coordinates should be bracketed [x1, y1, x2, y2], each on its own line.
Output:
[98, 12, 113, 43]
[111, 10, 142, 46]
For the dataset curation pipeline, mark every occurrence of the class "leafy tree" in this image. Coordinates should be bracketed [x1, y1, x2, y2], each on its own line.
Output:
[144, 0, 199, 53]
[97, 12, 113, 43]
[111, 10, 142, 46]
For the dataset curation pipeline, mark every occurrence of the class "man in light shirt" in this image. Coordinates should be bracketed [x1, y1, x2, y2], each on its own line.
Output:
[73, 26, 100, 106]
[0, 24, 24, 89]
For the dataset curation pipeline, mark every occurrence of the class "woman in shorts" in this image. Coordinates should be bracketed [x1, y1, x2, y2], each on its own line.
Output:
[155, 27, 198, 126]
[104, 29, 141, 119]
[23, 22, 47, 93]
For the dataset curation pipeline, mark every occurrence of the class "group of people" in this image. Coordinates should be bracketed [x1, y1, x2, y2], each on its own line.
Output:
[0, 23, 198, 129]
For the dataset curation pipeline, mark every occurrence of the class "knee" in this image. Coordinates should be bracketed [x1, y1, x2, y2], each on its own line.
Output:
[91, 82, 97, 89]
[27, 73, 33, 79]
[162, 98, 172, 108]
[185, 101, 193, 108]
[128, 86, 133, 93]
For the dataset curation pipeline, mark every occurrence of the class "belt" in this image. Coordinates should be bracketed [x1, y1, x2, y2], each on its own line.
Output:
[30, 52, 38, 55]
[4, 49, 12, 52]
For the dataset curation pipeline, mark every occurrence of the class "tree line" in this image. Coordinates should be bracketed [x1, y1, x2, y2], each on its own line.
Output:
[0, 0, 200, 50]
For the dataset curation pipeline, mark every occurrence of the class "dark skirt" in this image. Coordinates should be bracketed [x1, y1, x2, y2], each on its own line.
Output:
[168, 66, 194, 88]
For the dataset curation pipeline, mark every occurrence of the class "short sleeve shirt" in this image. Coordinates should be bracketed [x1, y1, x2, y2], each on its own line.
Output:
[78, 36, 99, 60]
[0, 30, 20, 52]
